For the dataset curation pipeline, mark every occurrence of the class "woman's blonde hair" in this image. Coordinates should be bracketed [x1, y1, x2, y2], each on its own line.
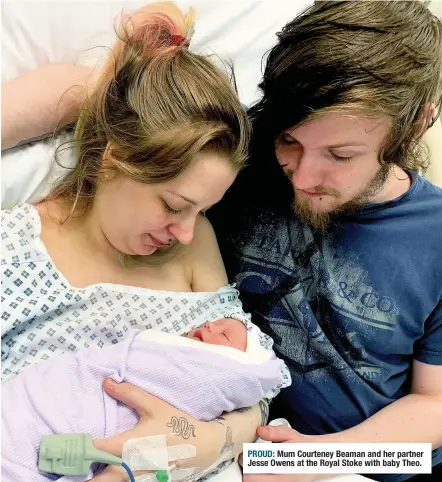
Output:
[50, 2, 250, 265]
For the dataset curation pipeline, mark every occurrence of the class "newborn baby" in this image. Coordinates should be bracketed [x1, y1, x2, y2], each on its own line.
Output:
[2, 317, 290, 482]
[186, 317, 247, 349]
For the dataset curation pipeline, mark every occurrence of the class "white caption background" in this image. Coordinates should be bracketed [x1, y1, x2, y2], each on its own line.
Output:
[242, 443, 432, 474]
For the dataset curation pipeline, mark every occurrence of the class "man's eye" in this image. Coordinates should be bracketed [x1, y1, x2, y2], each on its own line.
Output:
[331, 153, 352, 163]
[279, 133, 296, 145]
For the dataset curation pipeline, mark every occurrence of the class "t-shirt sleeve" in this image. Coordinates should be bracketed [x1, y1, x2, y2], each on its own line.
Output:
[414, 300, 442, 365]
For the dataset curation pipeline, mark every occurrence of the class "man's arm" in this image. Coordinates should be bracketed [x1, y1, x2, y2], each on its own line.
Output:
[314, 361, 442, 445]
[245, 362, 442, 482]
[258, 361, 442, 449]
[1, 63, 97, 150]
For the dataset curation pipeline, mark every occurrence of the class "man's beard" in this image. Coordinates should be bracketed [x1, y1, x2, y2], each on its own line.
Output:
[292, 163, 391, 230]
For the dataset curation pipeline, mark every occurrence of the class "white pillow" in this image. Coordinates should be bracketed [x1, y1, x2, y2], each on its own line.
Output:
[2, 0, 441, 208]
[1, 0, 311, 106]
[1, 132, 76, 209]
[1, 0, 312, 206]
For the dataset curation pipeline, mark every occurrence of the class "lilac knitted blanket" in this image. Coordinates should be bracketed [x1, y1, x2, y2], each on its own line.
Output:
[2, 330, 287, 481]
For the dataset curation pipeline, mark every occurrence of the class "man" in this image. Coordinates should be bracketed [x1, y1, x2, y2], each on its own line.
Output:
[207, 1, 442, 481]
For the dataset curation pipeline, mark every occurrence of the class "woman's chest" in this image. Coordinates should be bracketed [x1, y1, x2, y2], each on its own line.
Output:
[40, 225, 192, 292]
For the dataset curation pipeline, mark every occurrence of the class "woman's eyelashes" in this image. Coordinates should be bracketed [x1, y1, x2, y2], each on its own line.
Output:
[163, 201, 208, 217]
[163, 200, 183, 215]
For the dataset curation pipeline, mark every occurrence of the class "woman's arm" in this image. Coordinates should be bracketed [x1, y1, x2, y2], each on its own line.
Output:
[92, 380, 266, 481]
[1, 63, 97, 150]
[209, 399, 269, 462]
[2, 333, 266, 481]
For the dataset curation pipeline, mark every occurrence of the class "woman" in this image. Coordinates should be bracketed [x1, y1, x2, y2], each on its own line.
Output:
[1, 3, 267, 481]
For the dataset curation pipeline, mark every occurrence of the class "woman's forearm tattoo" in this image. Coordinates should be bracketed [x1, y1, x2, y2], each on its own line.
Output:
[166, 416, 196, 439]
[220, 426, 234, 456]
[259, 399, 269, 425]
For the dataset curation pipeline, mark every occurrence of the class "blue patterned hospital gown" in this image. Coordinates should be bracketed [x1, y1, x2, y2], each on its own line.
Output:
[1, 203, 250, 382]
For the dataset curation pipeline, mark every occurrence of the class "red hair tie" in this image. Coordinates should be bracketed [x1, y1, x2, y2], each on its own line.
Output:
[170, 34, 189, 47]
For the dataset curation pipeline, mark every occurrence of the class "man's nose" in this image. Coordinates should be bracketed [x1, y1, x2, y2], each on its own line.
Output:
[290, 154, 324, 191]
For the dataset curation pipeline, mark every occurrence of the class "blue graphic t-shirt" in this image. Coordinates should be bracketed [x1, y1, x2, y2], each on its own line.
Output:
[209, 170, 442, 482]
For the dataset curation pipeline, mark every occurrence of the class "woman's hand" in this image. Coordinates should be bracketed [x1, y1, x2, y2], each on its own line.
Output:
[91, 378, 226, 480]
[90, 379, 264, 481]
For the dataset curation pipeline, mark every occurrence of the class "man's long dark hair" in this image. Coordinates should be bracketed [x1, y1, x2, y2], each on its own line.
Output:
[249, 0, 442, 179]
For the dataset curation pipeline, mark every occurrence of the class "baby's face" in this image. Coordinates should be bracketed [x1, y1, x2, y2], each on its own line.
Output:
[187, 318, 247, 351]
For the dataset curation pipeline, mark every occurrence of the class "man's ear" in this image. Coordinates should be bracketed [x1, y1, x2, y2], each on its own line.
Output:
[421, 103, 437, 134]
[428, 104, 440, 129]
[413, 103, 437, 139]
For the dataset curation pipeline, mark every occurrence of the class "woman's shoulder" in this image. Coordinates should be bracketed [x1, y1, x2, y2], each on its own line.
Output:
[192, 214, 219, 247]
[183, 215, 229, 292]
[1, 203, 46, 265]
[2, 202, 38, 225]
[2, 203, 41, 244]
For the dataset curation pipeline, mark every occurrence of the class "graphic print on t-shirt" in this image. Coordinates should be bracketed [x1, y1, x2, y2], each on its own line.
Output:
[232, 212, 398, 383]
